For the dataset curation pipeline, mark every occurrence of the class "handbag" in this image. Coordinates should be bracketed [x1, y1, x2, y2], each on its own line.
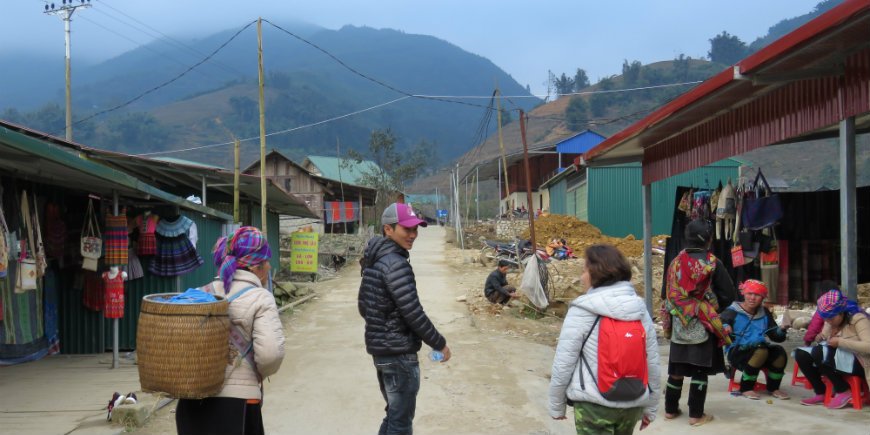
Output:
[81, 199, 102, 272]
[741, 169, 782, 230]
[15, 191, 39, 293]
[31, 192, 47, 277]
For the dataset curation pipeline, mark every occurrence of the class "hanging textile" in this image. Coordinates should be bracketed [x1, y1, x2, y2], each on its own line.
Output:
[101, 270, 125, 319]
[124, 247, 144, 281]
[136, 213, 159, 256]
[42, 268, 60, 355]
[0, 267, 48, 364]
[44, 203, 67, 260]
[0, 185, 9, 280]
[104, 211, 129, 266]
[324, 201, 359, 224]
[82, 270, 103, 312]
[149, 216, 203, 277]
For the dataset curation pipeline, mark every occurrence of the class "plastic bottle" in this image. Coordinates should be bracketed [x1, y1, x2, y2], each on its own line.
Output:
[429, 350, 444, 362]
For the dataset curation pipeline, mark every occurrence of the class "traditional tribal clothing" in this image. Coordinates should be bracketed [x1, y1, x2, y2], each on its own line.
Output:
[103, 213, 128, 266]
[216, 227, 271, 291]
[136, 213, 159, 256]
[817, 289, 864, 319]
[664, 250, 731, 347]
[102, 271, 125, 319]
[149, 216, 203, 277]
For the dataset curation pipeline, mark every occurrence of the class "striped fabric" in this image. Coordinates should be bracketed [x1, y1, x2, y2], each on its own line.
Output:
[216, 226, 272, 291]
[0, 267, 45, 348]
[103, 214, 128, 266]
[136, 214, 159, 256]
[148, 233, 203, 277]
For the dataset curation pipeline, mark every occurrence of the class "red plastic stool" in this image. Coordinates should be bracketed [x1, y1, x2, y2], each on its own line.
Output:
[791, 364, 812, 389]
[728, 368, 769, 393]
[823, 375, 870, 410]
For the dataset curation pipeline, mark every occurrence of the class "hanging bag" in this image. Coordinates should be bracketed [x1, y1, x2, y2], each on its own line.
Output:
[32, 192, 48, 277]
[741, 169, 782, 230]
[15, 191, 38, 293]
[81, 199, 103, 272]
[0, 187, 9, 278]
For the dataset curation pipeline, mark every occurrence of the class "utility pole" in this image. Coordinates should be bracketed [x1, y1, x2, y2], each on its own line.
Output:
[475, 166, 480, 222]
[44, 0, 91, 142]
[519, 110, 537, 252]
[495, 88, 511, 218]
[215, 118, 241, 223]
[257, 18, 268, 234]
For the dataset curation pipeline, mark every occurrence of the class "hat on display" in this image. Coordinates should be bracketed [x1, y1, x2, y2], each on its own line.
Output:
[381, 203, 427, 228]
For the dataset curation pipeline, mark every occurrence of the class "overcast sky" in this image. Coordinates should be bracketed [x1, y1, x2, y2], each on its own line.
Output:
[3, 0, 825, 96]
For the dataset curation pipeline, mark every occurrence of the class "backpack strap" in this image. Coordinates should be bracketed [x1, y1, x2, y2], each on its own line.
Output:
[577, 315, 601, 391]
[226, 286, 263, 383]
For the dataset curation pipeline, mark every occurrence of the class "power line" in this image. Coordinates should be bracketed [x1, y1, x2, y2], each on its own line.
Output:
[135, 96, 413, 156]
[411, 80, 704, 100]
[64, 20, 256, 130]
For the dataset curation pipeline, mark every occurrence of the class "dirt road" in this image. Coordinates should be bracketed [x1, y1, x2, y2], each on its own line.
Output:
[136, 226, 869, 435]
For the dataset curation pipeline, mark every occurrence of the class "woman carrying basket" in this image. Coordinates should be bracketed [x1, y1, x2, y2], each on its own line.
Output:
[176, 226, 286, 435]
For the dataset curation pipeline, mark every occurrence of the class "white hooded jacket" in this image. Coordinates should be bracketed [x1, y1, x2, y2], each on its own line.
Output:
[548, 281, 661, 420]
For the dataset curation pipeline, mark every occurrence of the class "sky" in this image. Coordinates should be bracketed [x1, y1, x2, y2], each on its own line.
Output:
[2, 0, 826, 96]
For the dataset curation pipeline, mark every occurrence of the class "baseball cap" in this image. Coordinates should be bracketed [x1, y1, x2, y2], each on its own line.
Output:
[381, 203, 428, 228]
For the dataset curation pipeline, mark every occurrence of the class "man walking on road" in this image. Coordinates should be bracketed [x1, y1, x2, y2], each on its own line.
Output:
[358, 202, 452, 435]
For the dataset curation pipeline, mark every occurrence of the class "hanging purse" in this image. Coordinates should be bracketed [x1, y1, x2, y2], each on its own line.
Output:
[15, 191, 38, 293]
[741, 169, 782, 230]
[32, 192, 48, 277]
[81, 199, 102, 272]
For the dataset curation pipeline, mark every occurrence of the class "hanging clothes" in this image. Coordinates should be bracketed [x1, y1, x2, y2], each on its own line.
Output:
[102, 270, 125, 319]
[103, 212, 129, 266]
[136, 213, 159, 256]
[82, 270, 103, 312]
[149, 215, 203, 277]
[44, 202, 67, 260]
[124, 247, 144, 281]
[43, 269, 60, 355]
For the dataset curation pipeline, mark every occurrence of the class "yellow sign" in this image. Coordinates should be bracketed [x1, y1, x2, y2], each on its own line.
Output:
[290, 232, 319, 273]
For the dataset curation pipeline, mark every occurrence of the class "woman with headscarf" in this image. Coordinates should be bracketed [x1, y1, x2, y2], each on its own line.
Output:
[661, 219, 736, 427]
[720, 279, 790, 400]
[795, 289, 870, 409]
[176, 226, 286, 435]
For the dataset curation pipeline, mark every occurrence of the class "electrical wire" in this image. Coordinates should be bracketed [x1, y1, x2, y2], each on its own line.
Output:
[64, 20, 256, 130]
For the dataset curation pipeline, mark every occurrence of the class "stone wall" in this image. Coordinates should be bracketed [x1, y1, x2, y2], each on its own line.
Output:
[495, 219, 528, 239]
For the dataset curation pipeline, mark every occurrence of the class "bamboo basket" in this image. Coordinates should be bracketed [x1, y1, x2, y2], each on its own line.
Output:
[137, 293, 229, 399]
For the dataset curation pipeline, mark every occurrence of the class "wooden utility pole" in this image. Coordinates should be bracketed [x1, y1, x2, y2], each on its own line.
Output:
[519, 110, 536, 251]
[257, 18, 268, 234]
[215, 118, 242, 223]
[495, 89, 511, 216]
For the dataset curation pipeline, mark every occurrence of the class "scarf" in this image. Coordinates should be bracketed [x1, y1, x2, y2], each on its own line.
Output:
[817, 289, 864, 319]
[665, 250, 731, 346]
[216, 226, 272, 291]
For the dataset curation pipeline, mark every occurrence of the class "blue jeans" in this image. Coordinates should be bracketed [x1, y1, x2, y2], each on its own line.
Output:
[374, 354, 420, 435]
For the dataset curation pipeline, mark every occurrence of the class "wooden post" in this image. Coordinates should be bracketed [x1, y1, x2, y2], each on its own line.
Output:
[257, 18, 268, 234]
[519, 110, 536, 251]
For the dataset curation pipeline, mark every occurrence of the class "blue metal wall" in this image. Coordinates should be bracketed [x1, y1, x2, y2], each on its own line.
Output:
[555, 131, 606, 154]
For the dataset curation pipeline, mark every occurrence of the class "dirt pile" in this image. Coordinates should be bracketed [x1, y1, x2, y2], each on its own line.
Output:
[520, 214, 668, 258]
[462, 223, 498, 249]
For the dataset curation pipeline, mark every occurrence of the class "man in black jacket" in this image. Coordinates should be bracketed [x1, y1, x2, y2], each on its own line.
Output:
[358, 202, 451, 435]
[484, 259, 518, 304]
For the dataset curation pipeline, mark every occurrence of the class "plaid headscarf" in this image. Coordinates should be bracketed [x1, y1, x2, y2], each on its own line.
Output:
[215, 226, 272, 290]
[817, 289, 862, 319]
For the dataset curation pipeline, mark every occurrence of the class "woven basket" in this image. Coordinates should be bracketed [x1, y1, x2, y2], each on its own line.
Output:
[137, 293, 229, 399]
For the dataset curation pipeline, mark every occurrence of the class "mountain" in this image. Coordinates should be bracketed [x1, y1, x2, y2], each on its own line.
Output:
[0, 23, 538, 165]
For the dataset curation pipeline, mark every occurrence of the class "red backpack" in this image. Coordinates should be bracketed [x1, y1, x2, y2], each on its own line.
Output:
[578, 316, 649, 401]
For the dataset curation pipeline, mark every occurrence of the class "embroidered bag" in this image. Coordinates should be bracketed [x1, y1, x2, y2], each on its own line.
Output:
[15, 191, 38, 293]
[32, 192, 47, 277]
[81, 199, 102, 272]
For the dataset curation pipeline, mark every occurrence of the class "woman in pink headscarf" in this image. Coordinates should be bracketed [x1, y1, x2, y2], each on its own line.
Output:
[795, 289, 870, 409]
[177, 226, 286, 435]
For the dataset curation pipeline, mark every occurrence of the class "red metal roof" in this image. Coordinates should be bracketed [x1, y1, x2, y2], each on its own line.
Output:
[582, 0, 870, 184]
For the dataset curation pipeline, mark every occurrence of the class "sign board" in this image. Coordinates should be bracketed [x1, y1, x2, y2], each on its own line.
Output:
[436, 209, 449, 218]
[290, 232, 319, 273]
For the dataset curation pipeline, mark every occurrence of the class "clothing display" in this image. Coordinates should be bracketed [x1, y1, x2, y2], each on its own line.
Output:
[103, 213, 129, 266]
[102, 271, 125, 319]
[136, 213, 159, 256]
[44, 203, 66, 260]
[82, 270, 103, 312]
[124, 248, 144, 281]
[149, 216, 203, 277]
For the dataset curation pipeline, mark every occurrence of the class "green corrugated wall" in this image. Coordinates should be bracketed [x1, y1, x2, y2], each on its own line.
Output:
[549, 180, 567, 214]
[586, 160, 740, 238]
[575, 182, 588, 222]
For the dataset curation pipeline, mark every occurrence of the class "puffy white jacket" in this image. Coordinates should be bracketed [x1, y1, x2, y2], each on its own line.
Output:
[548, 281, 661, 420]
[211, 270, 286, 400]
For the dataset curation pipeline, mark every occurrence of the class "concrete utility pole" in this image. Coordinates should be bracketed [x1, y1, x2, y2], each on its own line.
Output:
[44, 0, 91, 142]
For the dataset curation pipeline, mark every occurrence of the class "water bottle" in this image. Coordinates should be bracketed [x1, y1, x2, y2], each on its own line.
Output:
[429, 350, 444, 362]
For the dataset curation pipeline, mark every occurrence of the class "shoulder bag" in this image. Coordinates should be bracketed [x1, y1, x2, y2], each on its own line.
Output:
[15, 191, 38, 293]
[81, 199, 102, 272]
[741, 169, 782, 230]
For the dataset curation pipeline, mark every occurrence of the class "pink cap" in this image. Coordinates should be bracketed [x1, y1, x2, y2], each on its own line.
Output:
[381, 203, 428, 228]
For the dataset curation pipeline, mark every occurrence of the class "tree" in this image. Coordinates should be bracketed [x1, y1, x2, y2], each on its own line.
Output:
[565, 96, 589, 131]
[552, 73, 575, 97]
[102, 112, 170, 153]
[708, 31, 749, 65]
[621, 60, 642, 86]
[673, 54, 692, 81]
[573, 68, 590, 91]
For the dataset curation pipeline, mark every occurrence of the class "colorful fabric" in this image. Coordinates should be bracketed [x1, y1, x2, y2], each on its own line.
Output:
[103, 213, 128, 266]
[44, 203, 66, 259]
[124, 248, 144, 281]
[665, 250, 731, 347]
[216, 226, 271, 291]
[155, 215, 194, 237]
[102, 272, 125, 319]
[740, 279, 768, 298]
[817, 289, 863, 319]
[148, 233, 203, 277]
[324, 201, 359, 224]
[43, 269, 60, 355]
[136, 214, 159, 256]
[82, 271, 102, 312]
[0, 267, 45, 346]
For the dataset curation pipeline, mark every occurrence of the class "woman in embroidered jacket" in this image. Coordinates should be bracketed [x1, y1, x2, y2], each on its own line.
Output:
[175, 226, 285, 435]
[795, 289, 870, 408]
[661, 219, 736, 426]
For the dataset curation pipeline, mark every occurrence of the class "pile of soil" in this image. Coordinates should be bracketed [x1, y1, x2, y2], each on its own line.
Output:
[520, 214, 669, 258]
[462, 223, 498, 249]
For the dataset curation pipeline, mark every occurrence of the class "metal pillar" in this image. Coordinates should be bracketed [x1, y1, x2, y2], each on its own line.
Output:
[840, 116, 857, 300]
[642, 183, 653, 315]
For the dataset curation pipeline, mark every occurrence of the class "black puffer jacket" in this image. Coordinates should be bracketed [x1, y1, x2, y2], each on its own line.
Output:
[358, 236, 446, 356]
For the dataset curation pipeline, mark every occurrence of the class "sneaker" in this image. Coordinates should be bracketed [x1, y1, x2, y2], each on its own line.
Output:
[800, 394, 825, 406]
[827, 391, 852, 409]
